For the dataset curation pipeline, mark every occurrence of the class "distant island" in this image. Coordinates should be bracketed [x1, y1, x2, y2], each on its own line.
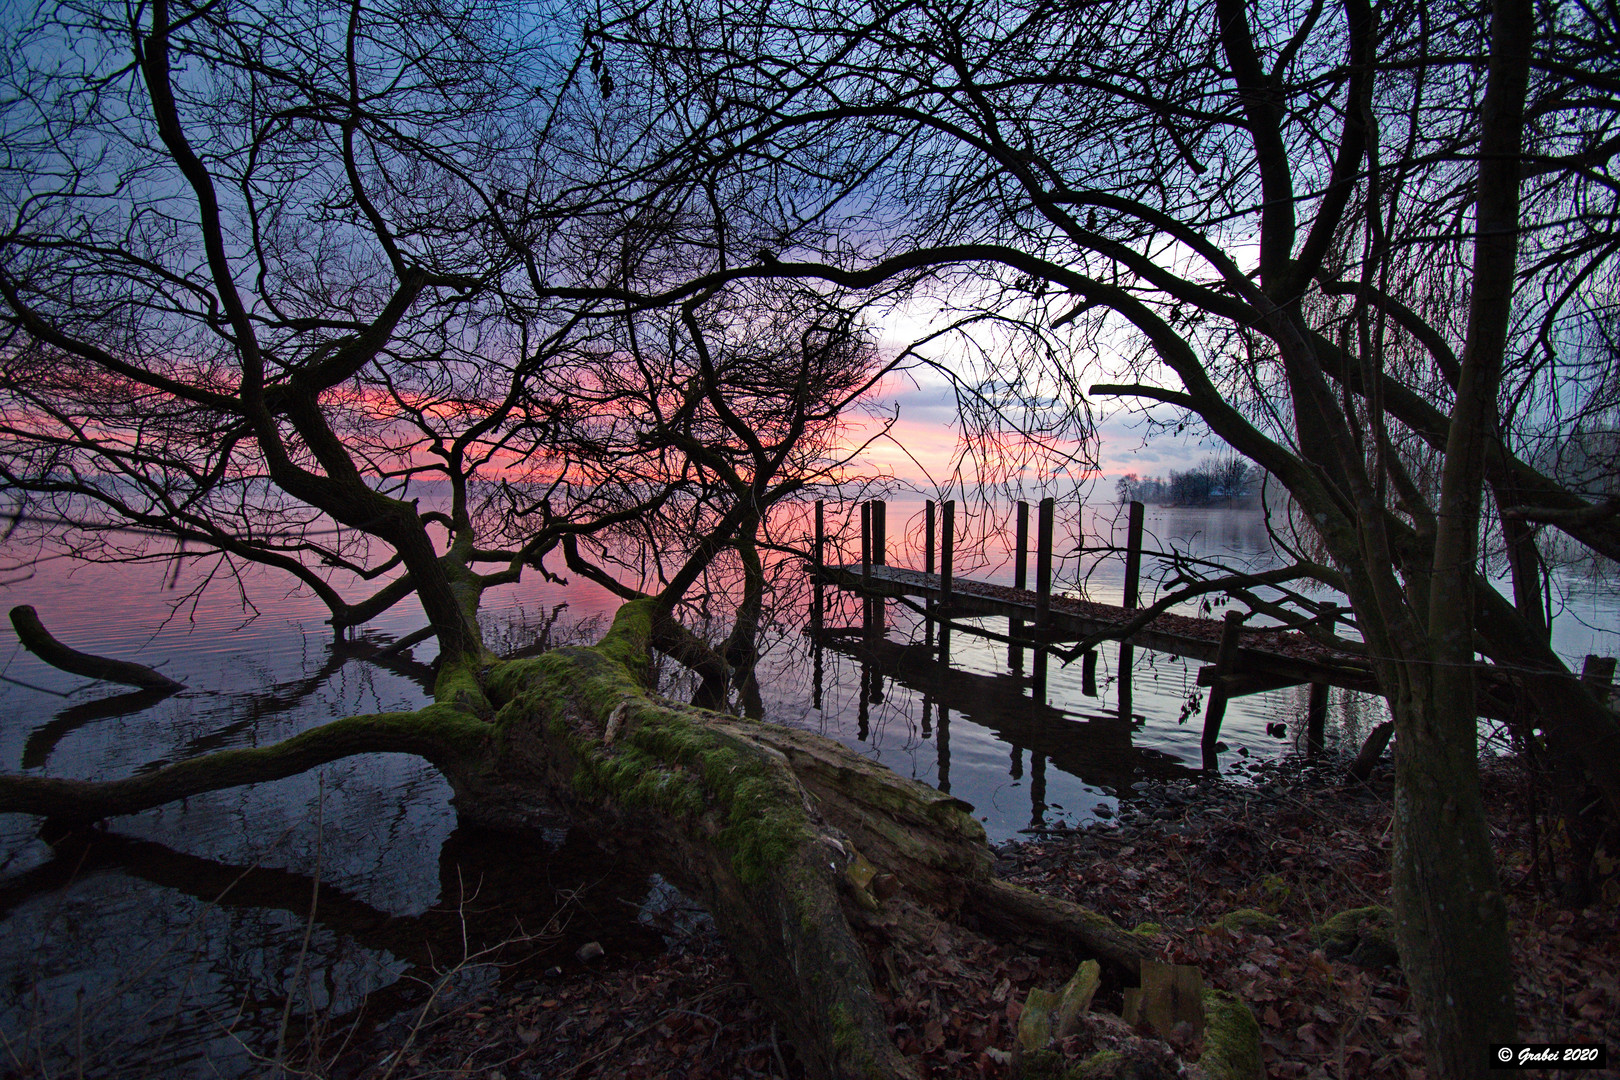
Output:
[1115, 457, 1260, 507]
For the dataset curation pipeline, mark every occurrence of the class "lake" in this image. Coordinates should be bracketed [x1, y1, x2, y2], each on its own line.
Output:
[2, 499, 1615, 1076]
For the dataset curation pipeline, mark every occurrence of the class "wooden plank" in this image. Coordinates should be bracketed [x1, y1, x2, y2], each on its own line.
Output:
[1204, 671, 1309, 697]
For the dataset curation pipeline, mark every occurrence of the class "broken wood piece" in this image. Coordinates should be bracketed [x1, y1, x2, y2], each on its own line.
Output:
[1122, 960, 1205, 1043]
[9, 605, 185, 691]
[1347, 720, 1394, 782]
[1052, 959, 1102, 1039]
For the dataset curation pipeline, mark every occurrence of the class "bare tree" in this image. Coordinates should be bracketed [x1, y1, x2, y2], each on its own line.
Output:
[593, 0, 1620, 1073]
[0, 5, 1164, 1079]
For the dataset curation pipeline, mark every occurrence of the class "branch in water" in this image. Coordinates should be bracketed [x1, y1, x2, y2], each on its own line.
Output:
[10, 605, 185, 691]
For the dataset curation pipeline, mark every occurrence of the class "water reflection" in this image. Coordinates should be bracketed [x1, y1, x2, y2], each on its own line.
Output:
[815, 634, 1197, 822]
[1, 821, 667, 1077]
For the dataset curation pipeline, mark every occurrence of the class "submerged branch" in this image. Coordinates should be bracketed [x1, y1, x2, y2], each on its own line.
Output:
[9, 605, 185, 691]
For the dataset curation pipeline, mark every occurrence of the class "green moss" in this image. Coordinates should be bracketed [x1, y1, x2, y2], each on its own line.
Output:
[1217, 908, 1279, 934]
[1197, 989, 1263, 1080]
[1017, 1048, 1064, 1080]
[1066, 1049, 1125, 1080]
[1017, 986, 1059, 1050]
[1312, 906, 1398, 967]
[1260, 872, 1292, 910]
[432, 656, 491, 716]
[1131, 921, 1164, 936]
[592, 598, 656, 684]
[484, 601, 813, 886]
[824, 1001, 889, 1079]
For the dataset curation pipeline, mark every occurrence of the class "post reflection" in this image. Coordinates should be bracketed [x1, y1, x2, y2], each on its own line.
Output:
[1029, 752, 1047, 829]
[815, 635, 1196, 817]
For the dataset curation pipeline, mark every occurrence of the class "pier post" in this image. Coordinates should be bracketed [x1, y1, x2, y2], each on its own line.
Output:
[860, 502, 872, 642]
[812, 636, 823, 711]
[1029, 752, 1047, 828]
[812, 500, 825, 635]
[1201, 611, 1244, 771]
[1011, 500, 1029, 671]
[1581, 653, 1617, 692]
[1122, 500, 1144, 609]
[1082, 649, 1098, 697]
[872, 500, 886, 636]
[1117, 500, 1144, 723]
[925, 500, 936, 647]
[1306, 683, 1330, 757]
[1306, 603, 1337, 756]
[1035, 497, 1054, 630]
[858, 660, 871, 742]
[940, 500, 955, 664]
[1033, 498, 1054, 698]
[860, 501, 871, 585]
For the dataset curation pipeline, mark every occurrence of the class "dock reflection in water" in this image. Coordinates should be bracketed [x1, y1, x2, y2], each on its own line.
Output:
[809, 628, 1198, 833]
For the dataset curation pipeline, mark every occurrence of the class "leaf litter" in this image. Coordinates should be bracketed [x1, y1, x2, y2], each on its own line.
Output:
[322, 753, 1617, 1079]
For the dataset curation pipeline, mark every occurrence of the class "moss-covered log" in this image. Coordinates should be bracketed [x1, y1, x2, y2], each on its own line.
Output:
[0, 599, 1152, 1080]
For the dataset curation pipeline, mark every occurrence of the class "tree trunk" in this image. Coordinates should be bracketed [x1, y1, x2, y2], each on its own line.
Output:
[1390, 682, 1516, 1078]
[0, 599, 1151, 1080]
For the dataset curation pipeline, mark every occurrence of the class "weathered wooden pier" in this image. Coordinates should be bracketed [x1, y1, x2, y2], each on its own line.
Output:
[806, 497, 1608, 772]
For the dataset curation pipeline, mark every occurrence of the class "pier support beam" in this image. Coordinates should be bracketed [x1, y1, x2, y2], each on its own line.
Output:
[1035, 497, 1054, 631]
[939, 500, 955, 664]
[860, 502, 873, 643]
[1201, 611, 1245, 772]
[924, 501, 936, 647]
[812, 500, 825, 636]
[1306, 603, 1337, 757]
[1010, 501, 1029, 671]
[872, 500, 886, 638]
[1117, 501, 1144, 723]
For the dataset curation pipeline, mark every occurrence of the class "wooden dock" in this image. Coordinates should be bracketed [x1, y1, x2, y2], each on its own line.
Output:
[815, 562, 1379, 695]
[803, 496, 1585, 771]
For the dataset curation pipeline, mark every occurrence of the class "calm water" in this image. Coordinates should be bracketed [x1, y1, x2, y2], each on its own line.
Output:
[2, 500, 1615, 1076]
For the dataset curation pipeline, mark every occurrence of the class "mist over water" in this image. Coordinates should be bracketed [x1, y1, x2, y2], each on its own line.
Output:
[1, 499, 1615, 1076]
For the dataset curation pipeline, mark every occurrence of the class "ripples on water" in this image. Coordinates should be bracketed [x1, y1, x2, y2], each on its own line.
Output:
[1, 501, 1614, 1076]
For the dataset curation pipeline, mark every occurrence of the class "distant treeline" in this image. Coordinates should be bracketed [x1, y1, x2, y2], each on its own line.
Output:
[1115, 456, 1257, 507]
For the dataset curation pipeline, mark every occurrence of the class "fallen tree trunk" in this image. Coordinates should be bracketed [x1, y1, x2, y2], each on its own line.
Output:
[0, 599, 1152, 1080]
[10, 605, 185, 691]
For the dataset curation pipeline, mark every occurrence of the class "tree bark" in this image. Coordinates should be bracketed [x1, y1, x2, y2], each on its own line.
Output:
[1392, 0, 1532, 1071]
[0, 600, 1151, 1080]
